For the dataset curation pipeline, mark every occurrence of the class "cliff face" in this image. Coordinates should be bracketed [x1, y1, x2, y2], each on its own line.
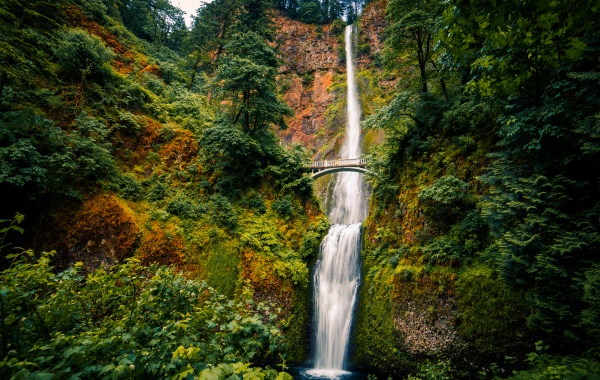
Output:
[274, 1, 387, 154]
[275, 15, 342, 152]
[276, 15, 343, 75]
[357, 0, 387, 69]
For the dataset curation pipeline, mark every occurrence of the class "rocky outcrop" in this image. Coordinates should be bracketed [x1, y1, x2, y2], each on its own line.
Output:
[279, 70, 337, 149]
[276, 14, 343, 75]
[357, 0, 387, 68]
[42, 194, 141, 270]
[275, 15, 342, 151]
[274, 3, 387, 153]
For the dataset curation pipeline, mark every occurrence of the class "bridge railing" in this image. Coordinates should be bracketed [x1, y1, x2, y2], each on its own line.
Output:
[309, 158, 367, 169]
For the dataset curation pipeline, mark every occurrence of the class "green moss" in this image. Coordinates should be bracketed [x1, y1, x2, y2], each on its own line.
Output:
[455, 265, 530, 363]
[352, 254, 414, 377]
[283, 284, 313, 364]
[205, 240, 240, 297]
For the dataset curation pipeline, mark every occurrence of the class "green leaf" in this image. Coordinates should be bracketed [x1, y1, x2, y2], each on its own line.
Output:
[171, 364, 195, 380]
[275, 373, 293, 380]
[198, 367, 222, 380]
[14, 213, 25, 224]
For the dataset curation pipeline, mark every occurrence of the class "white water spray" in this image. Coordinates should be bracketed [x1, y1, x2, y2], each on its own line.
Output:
[308, 25, 366, 378]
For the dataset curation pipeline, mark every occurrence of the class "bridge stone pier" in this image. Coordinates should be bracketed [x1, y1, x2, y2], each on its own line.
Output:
[308, 158, 368, 179]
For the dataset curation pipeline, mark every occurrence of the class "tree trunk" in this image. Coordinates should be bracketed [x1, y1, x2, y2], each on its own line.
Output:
[188, 52, 202, 90]
[419, 61, 428, 93]
[415, 30, 428, 93]
[440, 77, 448, 100]
[0, 71, 8, 100]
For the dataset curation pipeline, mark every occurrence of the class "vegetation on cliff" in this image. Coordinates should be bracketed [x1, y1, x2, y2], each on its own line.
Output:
[353, 0, 600, 378]
[2, 0, 600, 378]
[0, 0, 333, 377]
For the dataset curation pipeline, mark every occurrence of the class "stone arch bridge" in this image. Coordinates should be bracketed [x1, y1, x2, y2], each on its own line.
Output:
[307, 158, 368, 179]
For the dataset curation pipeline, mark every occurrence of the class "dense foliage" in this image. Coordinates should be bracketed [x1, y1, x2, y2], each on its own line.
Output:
[3, 0, 599, 378]
[0, 244, 292, 379]
[277, 0, 364, 24]
[353, 0, 600, 378]
[0, 0, 325, 377]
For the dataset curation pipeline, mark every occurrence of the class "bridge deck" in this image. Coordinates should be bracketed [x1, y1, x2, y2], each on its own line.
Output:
[309, 158, 367, 170]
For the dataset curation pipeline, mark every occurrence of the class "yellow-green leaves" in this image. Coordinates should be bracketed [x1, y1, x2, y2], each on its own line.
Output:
[441, 0, 598, 95]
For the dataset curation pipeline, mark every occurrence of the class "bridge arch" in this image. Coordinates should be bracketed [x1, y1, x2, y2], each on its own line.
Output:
[307, 158, 369, 179]
[310, 166, 369, 179]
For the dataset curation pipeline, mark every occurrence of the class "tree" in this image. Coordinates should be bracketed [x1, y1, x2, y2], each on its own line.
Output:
[119, 0, 153, 40]
[147, 0, 186, 51]
[440, 0, 600, 95]
[325, 0, 344, 23]
[298, 0, 323, 24]
[237, 0, 276, 41]
[385, 0, 444, 94]
[118, 0, 187, 50]
[480, 26, 600, 345]
[215, 32, 292, 136]
[54, 29, 114, 83]
[199, 123, 265, 189]
[0, 0, 64, 99]
[186, 0, 240, 89]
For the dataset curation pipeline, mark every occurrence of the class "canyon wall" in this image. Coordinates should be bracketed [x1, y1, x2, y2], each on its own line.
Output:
[274, 0, 387, 156]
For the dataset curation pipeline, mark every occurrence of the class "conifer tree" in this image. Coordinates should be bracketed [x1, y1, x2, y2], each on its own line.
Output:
[215, 32, 292, 136]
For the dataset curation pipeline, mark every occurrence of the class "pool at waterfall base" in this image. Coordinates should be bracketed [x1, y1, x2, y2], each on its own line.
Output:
[289, 367, 368, 380]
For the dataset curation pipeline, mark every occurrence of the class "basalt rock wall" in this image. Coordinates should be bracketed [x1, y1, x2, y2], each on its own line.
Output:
[274, 1, 387, 154]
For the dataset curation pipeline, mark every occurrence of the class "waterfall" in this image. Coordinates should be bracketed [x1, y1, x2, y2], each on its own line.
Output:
[308, 25, 366, 379]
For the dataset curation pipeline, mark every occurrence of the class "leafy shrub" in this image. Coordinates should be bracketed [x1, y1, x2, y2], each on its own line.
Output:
[265, 144, 313, 199]
[493, 342, 600, 380]
[0, 249, 291, 379]
[115, 111, 141, 135]
[272, 195, 295, 219]
[53, 112, 114, 183]
[55, 29, 114, 82]
[298, 217, 329, 259]
[146, 176, 168, 201]
[209, 194, 238, 231]
[299, 231, 321, 259]
[358, 42, 371, 57]
[115, 81, 151, 110]
[241, 191, 267, 214]
[166, 193, 205, 219]
[199, 124, 264, 188]
[456, 265, 529, 363]
[106, 172, 142, 200]
[330, 19, 346, 35]
[407, 359, 453, 380]
[0, 109, 114, 199]
[582, 267, 600, 337]
[421, 210, 487, 266]
[418, 175, 470, 231]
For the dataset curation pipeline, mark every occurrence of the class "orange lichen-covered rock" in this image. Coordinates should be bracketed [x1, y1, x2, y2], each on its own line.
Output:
[140, 64, 162, 77]
[117, 118, 198, 173]
[279, 70, 336, 149]
[275, 13, 342, 151]
[241, 251, 294, 310]
[275, 14, 342, 75]
[357, 0, 388, 69]
[159, 130, 199, 169]
[274, 6, 387, 153]
[59, 194, 140, 270]
[137, 223, 185, 267]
